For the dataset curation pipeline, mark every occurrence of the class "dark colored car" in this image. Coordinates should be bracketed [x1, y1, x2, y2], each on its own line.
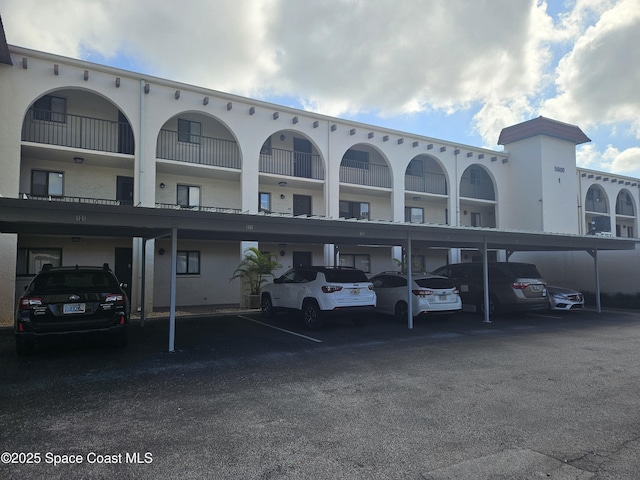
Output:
[15, 264, 130, 355]
[431, 262, 547, 315]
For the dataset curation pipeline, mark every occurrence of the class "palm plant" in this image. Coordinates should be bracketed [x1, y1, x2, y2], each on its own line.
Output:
[231, 247, 281, 296]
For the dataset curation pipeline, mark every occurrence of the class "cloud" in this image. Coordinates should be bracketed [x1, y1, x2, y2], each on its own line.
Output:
[577, 144, 640, 176]
[541, 0, 640, 132]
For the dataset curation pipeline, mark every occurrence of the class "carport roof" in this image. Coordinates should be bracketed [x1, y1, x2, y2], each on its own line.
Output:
[0, 198, 636, 253]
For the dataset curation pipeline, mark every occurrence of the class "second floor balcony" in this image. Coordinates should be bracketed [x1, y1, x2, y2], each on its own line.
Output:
[157, 130, 241, 169]
[22, 108, 134, 155]
[340, 160, 391, 188]
[405, 172, 447, 195]
[260, 147, 324, 180]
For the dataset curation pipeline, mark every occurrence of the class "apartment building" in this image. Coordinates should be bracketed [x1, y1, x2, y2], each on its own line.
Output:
[0, 22, 638, 324]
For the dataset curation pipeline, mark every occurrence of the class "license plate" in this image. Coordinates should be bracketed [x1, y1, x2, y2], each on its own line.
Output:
[350, 289, 360, 295]
[63, 303, 86, 314]
[438, 294, 448, 302]
[532, 285, 541, 291]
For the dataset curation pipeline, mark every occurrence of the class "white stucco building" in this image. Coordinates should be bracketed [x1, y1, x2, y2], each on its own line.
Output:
[0, 19, 638, 325]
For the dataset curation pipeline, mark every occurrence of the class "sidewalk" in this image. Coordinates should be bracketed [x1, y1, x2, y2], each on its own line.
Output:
[130, 305, 259, 320]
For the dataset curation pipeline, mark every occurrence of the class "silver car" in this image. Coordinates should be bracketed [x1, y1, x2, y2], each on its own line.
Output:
[370, 272, 462, 322]
[548, 286, 584, 311]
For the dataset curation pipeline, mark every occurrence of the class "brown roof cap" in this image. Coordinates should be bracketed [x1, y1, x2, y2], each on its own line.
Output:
[498, 116, 591, 145]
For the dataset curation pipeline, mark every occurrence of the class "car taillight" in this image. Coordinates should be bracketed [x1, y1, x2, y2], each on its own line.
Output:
[321, 285, 343, 293]
[105, 294, 125, 305]
[412, 289, 434, 297]
[18, 296, 43, 310]
[511, 282, 530, 290]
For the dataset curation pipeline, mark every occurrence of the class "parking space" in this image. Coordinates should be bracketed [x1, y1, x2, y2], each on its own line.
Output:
[2, 308, 640, 479]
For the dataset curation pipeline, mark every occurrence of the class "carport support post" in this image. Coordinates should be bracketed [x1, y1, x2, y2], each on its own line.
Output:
[588, 249, 602, 313]
[406, 233, 414, 329]
[482, 236, 491, 323]
[169, 227, 178, 352]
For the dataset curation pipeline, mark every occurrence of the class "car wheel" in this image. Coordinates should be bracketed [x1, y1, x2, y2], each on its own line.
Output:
[301, 300, 323, 330]
[394, 301, 409, 323]
[261, 293, 275, 318]
[15, 336, 35, 356]
[478, 294, 499, 316]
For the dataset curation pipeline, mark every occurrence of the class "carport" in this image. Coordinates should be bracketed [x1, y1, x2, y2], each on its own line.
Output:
[1, 197, 636, 351]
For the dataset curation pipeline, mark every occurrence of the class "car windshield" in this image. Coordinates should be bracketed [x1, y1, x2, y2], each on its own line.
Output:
[323, 269, 369, 283]
[32, 271, 120, 293]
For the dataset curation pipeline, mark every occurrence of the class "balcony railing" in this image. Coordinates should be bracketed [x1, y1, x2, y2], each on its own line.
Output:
[459, 178, 495, 201]
[585, 199, 608, 213]
[259, 147, 324, 180]
[340, 160, 391, 188]
[19, 193, 129, 206]
[155, 203, 242, 214]
[405, 172, 447, 195]
[22, 108, 134, 154]
[157, 130, 241, 169]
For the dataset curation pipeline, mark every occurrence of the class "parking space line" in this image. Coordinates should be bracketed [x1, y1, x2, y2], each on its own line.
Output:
[528, 313, 563, 320]
[237, 316, 323, 343]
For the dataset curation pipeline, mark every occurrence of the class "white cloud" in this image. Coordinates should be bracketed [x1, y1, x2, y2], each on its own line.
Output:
[577, 144, 640, 177]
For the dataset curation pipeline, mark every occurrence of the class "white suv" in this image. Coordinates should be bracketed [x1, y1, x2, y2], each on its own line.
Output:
[369, 272, 461, 322]
[261, 267, 376, 329]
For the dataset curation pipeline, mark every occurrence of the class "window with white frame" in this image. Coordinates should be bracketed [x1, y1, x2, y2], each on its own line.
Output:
[177, 118, 201, 144]
[17, 248, 62, 276]
[339, 253, 371, 273]
[31, 170, 64, 196]
[177, 251, 200, 275]
[33, 95, 66, 123]
[177, 185, 200, 208]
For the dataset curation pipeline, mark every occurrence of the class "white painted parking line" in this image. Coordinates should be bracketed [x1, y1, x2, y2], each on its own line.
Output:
[528, 313, 563, 320]
[237, 315, 323, 343]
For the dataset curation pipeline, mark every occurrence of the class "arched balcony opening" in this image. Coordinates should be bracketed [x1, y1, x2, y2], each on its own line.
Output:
[459, 165, 496, 228]
[404, 155, 448, 225]
[615, 189, 636, 238]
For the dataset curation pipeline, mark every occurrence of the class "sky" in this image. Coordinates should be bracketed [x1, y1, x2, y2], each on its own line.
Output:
[2, 0, 639, 177]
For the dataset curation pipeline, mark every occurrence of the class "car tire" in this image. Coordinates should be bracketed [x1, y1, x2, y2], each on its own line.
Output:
[301, 300, 323, 330]
[477, 294, 499, 316]
[394, 301, 409, 323]
[261, 293, 275, 318]
[15, 336, 35, 356]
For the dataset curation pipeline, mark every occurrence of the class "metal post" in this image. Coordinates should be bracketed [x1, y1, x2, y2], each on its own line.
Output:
[406, 232, 413, 329]
[482, 236, 491, 323]
[589, 249, 602, 313]
[169, 227, 177, 352]
[140, 238, 146, 327]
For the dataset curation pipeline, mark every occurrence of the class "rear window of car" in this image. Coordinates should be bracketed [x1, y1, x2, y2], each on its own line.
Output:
[508, 264, 542, 278]
[323, 269, 369, 283]
[416, 277, 455, 289]
[32, 271, 120, 293]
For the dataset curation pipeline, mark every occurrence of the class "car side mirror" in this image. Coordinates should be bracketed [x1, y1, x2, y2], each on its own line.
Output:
[274, 277, 283, 284]
[120, 283, 128, 290]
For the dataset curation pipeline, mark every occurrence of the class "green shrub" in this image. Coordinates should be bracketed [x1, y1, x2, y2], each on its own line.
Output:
[583, 291, 640, 310]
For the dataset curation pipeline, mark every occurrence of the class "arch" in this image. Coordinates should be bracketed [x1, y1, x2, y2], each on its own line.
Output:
[585, 184, 608, 214]
[459, 164, 495, 201]
[615, 189, 635, 216]
[22, 87, 135, 154]
[405, 154, 448, 195]
[339, 142, 392, 189]
[156, 110, 241, 170]
[259, 129, 325, 180]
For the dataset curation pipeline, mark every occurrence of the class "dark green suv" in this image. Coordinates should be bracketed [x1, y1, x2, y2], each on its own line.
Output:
[431, 262, 547, 315]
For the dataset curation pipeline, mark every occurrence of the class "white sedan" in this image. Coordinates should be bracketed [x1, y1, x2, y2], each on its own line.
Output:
[548, 286, 584, 311]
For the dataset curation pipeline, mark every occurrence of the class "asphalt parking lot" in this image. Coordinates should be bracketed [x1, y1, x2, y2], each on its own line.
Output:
[2, 308, 640, 479]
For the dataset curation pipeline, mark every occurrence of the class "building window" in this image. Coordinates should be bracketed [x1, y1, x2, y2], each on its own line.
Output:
[342, 149, 369, 169]
[33, 95, 66, 122]
[406, 158, 423, 176]
[177, 251, 200, 275]
[405, 207, 424, 224]
[339, 254, 370, 273]
[259, 192, 271, 213]
[340, 200, 369, 220]
[17, 248, 62, 276]
[31, 170, 64, 196]
[177, 185, 200, 208]
[471, 212, 481, 227]
[177, 118, 201, 144]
